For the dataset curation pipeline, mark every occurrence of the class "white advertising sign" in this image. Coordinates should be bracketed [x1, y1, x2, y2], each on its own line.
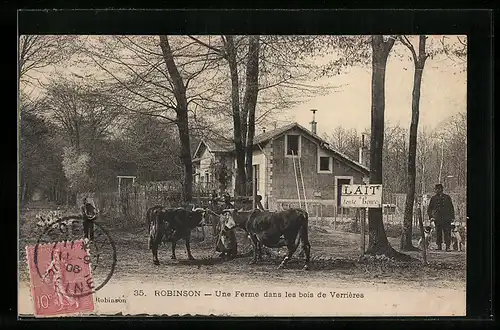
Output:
[340, 184, 383, 208]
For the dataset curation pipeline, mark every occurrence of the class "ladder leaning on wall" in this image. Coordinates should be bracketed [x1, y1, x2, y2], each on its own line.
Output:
[291, 150, 309, 214]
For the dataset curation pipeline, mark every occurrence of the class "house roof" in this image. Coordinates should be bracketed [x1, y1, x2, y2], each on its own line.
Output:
[192, 122, 369, 174]
[253, 122, 370, 174]
[253, 122, 298, 145]
[193, 137, 234, 159]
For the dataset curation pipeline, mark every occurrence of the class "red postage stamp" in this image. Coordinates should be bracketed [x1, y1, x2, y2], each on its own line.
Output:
[25, 240, 95, 317]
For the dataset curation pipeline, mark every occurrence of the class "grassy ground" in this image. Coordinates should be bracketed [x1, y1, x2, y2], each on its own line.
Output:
[18, 206, 466, 293]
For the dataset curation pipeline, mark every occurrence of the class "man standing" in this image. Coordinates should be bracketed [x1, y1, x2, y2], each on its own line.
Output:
[255, 194, 265, 211]
[223, 192, 234, 209]
[427, 183, 455, 251]
[81, 197, 97, 241]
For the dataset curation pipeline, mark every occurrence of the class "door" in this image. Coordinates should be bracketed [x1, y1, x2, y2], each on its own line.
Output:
[337, 178, 351, 214]
[252, 164, 260, 195]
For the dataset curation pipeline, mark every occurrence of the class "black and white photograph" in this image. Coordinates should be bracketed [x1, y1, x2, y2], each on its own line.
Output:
[18, 33, 468, 317]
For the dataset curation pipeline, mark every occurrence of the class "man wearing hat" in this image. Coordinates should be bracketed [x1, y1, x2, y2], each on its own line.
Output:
[427, 183, 456, 251]
[80, 197, 98, 241]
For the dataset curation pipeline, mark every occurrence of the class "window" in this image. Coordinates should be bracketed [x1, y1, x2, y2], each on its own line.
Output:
[286, 135, 300, 156]
[319, 157, 331, 171]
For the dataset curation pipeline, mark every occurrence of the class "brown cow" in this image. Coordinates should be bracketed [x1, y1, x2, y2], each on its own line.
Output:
[147, 205, 206, 265]
[224, 208, 311, 270]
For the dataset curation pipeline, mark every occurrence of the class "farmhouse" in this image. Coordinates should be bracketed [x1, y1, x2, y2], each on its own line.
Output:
[192, 122, 370, 216]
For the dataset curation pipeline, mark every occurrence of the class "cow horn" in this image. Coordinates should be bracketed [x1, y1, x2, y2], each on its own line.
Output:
[193, 207, 205, 212]
[221, 208, 234, 213]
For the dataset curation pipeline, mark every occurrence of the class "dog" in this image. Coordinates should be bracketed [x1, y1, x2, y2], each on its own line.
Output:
[418, 220, 435, 250]
[450, 221, 465, 252]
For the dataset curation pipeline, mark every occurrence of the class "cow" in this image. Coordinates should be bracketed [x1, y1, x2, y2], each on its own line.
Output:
[224, 208, 311, 270]
[147, 205, 207, 265]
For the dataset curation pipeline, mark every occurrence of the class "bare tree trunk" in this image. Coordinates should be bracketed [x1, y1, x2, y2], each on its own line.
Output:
[438, 140, 444, 183]
[244, 36, 260, 197]
[159, 35, 193, 203]
[224, 36, 246, 196]
[365, 36, 412, 261]
[401, 35, 427, 251]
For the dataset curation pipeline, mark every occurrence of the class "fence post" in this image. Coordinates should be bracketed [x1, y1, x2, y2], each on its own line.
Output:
[360, 207, 366, 256]
[334, 206, 337, 231]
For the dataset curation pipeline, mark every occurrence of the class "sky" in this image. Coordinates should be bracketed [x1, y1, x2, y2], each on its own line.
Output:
[286, 49, 466, 136]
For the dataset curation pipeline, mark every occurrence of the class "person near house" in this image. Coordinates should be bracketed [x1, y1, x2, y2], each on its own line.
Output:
[223, 192, 234, 209]
[210, 190, 218, 209]
[427, 183, 456, 251]
[255, 194, 265, 211]
[81, 197, 98, 241]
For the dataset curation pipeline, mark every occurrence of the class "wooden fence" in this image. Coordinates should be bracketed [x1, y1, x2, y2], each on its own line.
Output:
[78, 183, 466, 229]
[275, 190, 466, 229]
[78, 181, 184, 226]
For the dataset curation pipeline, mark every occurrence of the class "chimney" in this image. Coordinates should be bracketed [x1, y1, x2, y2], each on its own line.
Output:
[358, 131, 369, 167]
[310, 109, 318, 135]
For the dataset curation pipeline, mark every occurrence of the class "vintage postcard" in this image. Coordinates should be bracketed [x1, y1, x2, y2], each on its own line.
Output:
[18, 34, 467, 317]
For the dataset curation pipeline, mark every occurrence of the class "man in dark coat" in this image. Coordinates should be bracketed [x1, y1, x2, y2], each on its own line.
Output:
[81, 197, 98, 241]
[223, 192, 234, 209]
[427, 183, 456, 251]
[255, 194, 265, 211]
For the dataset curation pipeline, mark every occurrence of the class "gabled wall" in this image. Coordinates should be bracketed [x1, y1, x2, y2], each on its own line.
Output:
[267, 129, 367, 214]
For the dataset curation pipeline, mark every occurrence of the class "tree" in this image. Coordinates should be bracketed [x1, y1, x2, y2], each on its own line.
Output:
[61, 146, 92, 194]
[189, 35, 332, 196]
[440, 36, 467, 72]
[80, 36, 223, 203]
[124, 115, 183, 183]
[243, 36, 261, 196]
[43, 78, 122, 152]
[223, 36, 248, 196]
[366, 35, 411, 260]
[382, 123, 407, 195]
[323, 126, 361, 161]
[19, 35, 82, 85]
[19, 97, 63, 203]
[158, 35, 196, 203]
[398, 36, 429, 251]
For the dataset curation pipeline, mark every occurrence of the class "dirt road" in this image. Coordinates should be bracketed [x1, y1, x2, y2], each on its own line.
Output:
[19, 222, 466, 316]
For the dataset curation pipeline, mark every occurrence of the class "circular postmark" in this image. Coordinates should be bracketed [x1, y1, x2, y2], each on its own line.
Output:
[33, 216, 117, 298]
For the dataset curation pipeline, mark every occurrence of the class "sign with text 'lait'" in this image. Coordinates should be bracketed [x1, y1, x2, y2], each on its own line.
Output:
[340, 184, 382, 208]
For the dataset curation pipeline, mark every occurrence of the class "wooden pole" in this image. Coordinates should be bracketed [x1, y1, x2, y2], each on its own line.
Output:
[334, 206, 337, 231]
[360, 207, 366, 256]
[118, 177, 121, 199]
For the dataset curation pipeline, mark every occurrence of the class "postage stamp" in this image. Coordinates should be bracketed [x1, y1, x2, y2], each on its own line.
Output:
[25, 240, 95, 317]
